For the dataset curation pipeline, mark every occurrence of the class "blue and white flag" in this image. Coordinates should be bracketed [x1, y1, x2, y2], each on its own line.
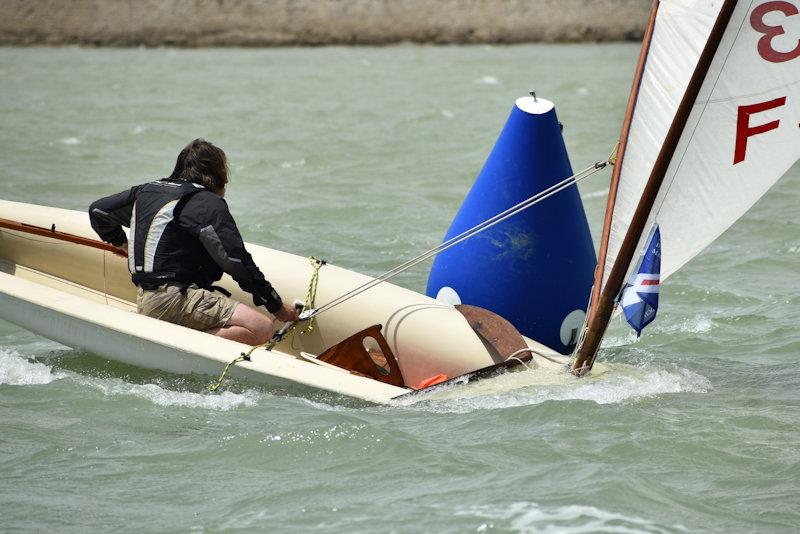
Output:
[619, 225, 661, 337]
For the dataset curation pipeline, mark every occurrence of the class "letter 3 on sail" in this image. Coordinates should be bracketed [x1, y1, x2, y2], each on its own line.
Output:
[573, 0, 800, 373]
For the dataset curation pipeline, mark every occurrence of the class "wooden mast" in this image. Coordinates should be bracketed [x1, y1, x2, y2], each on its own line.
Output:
[572, 0, 740, 374]
[585, 0, 660, 348]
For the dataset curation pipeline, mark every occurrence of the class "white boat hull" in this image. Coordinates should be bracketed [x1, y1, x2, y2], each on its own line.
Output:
[0, 199, 568, 403]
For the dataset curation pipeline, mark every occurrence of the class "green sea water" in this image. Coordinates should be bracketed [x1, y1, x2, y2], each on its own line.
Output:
[1, 45, 798, 533]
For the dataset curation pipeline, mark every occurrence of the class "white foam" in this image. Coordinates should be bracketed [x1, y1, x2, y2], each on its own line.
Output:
[601, 330, 640, 348]
[475, 75, 501, 85]
[58, 137, 82, 145]
[603, 315, 713, 347]
[298, 396, 351, 412]
[402, 367, 710, 414]
[280, 159, 306, 169]
[654, 315, 713, 335]
[0, 348, 66, 386]
[567, 368, 711, 405]
[84, 377, 260, 411]
[457, 501, 679, 534]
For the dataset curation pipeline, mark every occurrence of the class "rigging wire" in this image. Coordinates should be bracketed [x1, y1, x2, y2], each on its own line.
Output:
[302, 159, 609, 321]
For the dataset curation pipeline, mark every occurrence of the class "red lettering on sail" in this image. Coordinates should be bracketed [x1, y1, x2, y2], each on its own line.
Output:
[751, 1, 800, 62]
[734, 97, 786, 164]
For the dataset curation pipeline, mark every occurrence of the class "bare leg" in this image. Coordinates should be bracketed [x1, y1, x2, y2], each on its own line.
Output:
[206, 304, 274, 345]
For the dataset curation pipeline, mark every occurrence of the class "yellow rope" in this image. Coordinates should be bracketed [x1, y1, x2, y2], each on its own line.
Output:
[298, 256, 325, 337]
[608, 142, 620, 166]
[207, 353, 253, 392]
[207, 256, 325, 392]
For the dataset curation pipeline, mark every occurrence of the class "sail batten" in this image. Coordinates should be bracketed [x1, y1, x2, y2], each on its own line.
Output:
[573, 0, 800, 372]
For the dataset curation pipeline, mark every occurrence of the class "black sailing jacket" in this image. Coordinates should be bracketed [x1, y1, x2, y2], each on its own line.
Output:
[88, 178, 283, 313]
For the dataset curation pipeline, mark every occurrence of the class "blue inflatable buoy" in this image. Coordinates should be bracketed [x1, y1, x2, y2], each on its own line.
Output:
[426, 96, 596, 354]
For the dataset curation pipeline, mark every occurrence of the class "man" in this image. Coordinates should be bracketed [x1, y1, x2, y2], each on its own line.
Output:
[89, 138, 299, 345]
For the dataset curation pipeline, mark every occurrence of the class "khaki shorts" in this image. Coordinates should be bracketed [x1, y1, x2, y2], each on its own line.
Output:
[137, 284, 239, 331]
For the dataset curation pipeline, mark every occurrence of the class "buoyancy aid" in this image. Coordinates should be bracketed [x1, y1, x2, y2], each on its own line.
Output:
[129, 180, 219, 289]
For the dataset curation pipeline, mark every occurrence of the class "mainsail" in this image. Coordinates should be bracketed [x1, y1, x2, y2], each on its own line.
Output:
[574, 0, 800, 372]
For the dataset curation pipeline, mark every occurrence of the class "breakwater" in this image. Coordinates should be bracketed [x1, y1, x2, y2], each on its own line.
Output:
[1, 0, 651, 46]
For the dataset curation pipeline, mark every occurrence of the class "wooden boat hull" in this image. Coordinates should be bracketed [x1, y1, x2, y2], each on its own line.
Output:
[0, 199, 567, 403]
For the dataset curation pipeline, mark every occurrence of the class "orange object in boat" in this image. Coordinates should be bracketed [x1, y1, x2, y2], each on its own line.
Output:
[414, 374, 448, 390]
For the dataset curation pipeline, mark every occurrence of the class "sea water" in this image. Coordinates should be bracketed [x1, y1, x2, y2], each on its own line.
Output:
[1, 45, 798, 533]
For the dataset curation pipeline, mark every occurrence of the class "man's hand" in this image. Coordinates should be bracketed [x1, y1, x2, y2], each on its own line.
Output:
[274, 302, 300, 323]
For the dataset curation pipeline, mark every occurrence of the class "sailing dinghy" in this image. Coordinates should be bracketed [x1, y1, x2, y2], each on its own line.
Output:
[1, 0, 797, 402]
[0, 199, 570, 404]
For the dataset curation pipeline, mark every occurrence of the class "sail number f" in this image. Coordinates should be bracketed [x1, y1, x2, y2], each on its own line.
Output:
[734, 97, 786, 164]
[751, 1, 800, 63]
[734, 3, 798, 164]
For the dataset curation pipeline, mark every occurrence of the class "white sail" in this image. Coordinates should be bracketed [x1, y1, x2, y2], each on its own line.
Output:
[602, 0, 800, 290]
[575, 0, 800, 371]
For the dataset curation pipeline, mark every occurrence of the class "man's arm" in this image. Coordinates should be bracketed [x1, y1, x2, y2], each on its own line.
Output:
[181, 193, 284, 313]
[88, 185, 143, 246]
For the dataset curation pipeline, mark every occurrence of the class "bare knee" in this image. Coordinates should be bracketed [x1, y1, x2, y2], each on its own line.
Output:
[250, 314, 273, 345]
[234, 304, 274, 345]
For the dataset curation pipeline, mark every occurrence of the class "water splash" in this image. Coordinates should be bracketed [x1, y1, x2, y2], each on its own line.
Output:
[0, 348, 66, 386]
[80, 377, 261, 411]
[601, 330, 640, 348]
[653, 315, 713, 335]
[401, 366, 711, 414]
[456, 501, 681, 534]
[567, 368, 711, 405]
[602, 314, 714, 348]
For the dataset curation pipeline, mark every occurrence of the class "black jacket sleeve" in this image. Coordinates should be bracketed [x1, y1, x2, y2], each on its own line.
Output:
[180, 192, 284, 313]
[88, 185, 144, 246]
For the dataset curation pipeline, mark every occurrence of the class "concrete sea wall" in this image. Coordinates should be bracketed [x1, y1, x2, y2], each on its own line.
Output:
[0, 0, 651, 46]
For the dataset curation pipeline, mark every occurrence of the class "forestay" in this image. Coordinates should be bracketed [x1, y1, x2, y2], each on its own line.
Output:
[575, 0, 800, 371]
